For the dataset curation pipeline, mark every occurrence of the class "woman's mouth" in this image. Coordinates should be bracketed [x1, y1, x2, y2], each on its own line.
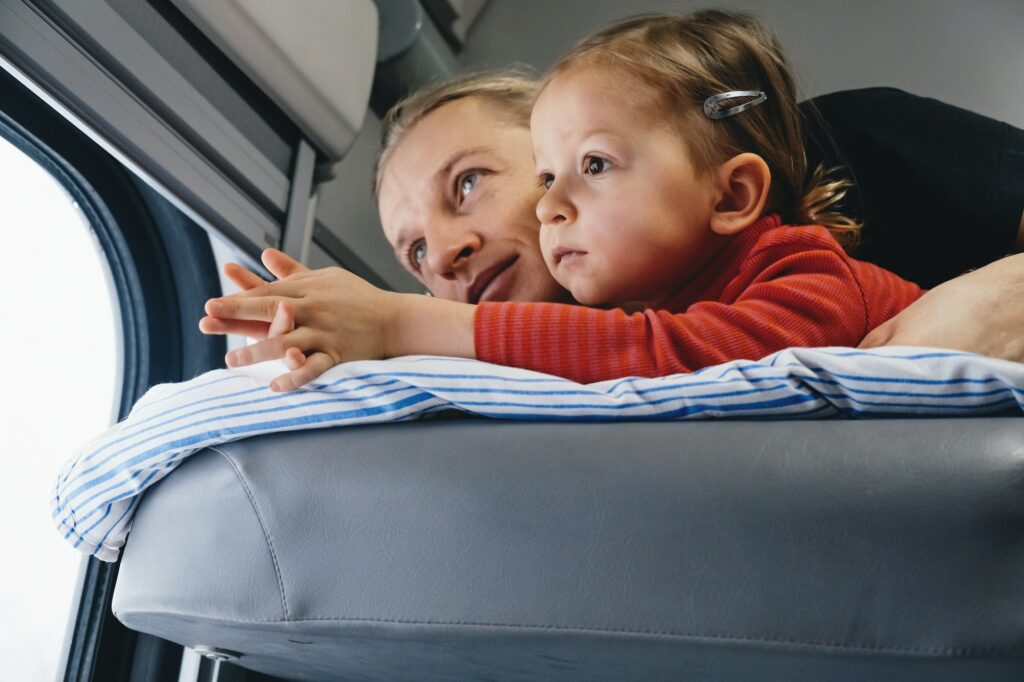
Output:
[469, 255, 519, 303]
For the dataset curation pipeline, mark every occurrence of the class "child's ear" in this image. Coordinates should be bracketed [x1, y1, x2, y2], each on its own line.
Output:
[709, 153, 771, 236]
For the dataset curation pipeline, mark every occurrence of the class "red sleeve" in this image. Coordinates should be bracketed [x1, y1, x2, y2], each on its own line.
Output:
[474, 230, 922, 384]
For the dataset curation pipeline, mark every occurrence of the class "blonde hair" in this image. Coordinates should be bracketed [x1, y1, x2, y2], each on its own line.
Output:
[373, 70, 538, 196]
[545, 10, 859, 246]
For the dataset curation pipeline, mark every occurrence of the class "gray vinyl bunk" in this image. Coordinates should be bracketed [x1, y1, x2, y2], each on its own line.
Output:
[113, 416, 1024, 681]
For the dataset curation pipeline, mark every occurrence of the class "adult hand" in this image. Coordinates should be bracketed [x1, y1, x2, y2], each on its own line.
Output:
[203, 267, 404, 391]
[859, 253, 1024, 363]
[201, 248, 310, 339]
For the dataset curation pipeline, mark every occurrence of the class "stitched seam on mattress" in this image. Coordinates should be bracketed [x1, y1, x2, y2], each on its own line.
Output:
[118, 609, 1024, 657]
[210, 446, 290, 620]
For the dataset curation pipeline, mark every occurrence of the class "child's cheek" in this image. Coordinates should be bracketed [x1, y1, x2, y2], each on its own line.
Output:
[538, 229, 556, 267]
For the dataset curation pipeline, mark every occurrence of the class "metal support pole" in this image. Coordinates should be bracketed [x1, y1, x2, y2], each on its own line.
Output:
[179, 646, 245, 682]
[280, 138, 317, 264]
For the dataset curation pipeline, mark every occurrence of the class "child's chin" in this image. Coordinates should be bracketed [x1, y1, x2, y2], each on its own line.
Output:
[569, 289, 608, 308]
[567, 288, 591, 305]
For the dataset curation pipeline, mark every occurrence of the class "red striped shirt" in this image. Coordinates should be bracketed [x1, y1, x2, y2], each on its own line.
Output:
[474, 215, 925, 384]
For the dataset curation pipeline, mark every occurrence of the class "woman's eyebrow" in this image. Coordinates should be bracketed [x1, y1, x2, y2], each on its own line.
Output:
[433, 146, 491, 187]
[392, 236, 410, 258]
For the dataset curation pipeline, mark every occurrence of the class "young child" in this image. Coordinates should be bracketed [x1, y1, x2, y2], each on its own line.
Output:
[202, 10, 923, 388]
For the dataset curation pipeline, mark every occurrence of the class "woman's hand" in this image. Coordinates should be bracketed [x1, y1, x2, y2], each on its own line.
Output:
[859, 253, 1024, 362]
[201, 248, 310, 340]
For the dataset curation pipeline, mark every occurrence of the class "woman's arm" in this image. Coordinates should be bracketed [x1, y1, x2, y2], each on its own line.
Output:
[859, 252, 1024, 363]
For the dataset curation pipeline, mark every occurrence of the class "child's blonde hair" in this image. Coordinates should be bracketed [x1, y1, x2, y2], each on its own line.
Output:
[374, 70, 538, 196]
[545, 10, 859, 246]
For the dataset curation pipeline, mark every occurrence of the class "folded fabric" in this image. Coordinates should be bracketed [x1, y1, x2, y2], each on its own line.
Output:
[52, 347, 1024, 562]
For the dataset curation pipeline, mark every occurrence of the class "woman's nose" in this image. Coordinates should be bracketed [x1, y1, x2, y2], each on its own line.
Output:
[536, 181, 575, 227]
[424, 226, 481, 280]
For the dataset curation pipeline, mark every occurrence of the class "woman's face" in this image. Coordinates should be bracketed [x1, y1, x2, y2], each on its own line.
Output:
[377, 97, 572, 304]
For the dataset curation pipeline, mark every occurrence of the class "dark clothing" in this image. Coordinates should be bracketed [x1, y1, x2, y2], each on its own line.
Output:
[800, 87, 1024, 288]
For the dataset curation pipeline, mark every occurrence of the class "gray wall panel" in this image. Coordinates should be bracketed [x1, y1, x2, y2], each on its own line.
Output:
[461, 0, 1024, 127]
[315, 111, 421, 292]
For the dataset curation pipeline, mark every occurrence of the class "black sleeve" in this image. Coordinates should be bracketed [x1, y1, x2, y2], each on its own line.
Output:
[799, 87, 1024, 288]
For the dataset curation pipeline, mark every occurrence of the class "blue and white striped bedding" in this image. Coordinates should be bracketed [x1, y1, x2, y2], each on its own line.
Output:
[52, 347, 1024, 562]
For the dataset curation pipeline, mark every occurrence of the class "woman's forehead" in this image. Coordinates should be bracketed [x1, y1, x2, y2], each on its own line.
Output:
[378, 98, 532, 229]
[388, 98, 528, 176]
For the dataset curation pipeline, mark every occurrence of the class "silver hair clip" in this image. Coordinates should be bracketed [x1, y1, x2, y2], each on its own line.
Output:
[703, 90, 767, 120]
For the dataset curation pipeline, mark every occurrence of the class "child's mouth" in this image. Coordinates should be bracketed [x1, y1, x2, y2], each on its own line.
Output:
[553, 247, 587, 265]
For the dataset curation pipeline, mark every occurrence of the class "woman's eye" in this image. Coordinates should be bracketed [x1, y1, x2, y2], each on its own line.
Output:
[585, 156, 610, 175]
[458, 172, 478, 198]
[408, 240, 427, 269]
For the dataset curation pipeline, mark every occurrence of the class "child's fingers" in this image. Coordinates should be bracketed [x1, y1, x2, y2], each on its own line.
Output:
[225, 330, 312, 368]
[267, 301, 295, 338]
[269, 352, 335, 392]
[199, 315, 272, 340]
[283, 346, 307, 371]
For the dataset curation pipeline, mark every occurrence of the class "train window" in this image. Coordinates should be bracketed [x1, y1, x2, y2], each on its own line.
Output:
[0, 131, 119, 681]
[0, 61, 226, 680]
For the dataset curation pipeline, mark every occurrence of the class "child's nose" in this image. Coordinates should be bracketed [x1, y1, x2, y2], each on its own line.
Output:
[536, 182, 575, 227]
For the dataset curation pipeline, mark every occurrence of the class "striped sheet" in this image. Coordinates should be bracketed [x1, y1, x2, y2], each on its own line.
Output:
[52, 347, 1024, 562]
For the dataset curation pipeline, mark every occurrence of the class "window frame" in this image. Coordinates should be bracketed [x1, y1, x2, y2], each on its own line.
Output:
[0, 0, 289, 260]
[0, 58, 225, 682]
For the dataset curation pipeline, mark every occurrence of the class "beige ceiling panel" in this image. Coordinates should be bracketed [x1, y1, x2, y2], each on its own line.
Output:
[172, 0, 378, 161]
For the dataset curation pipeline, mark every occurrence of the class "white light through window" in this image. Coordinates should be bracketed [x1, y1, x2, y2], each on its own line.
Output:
[0, 133, 120, 681]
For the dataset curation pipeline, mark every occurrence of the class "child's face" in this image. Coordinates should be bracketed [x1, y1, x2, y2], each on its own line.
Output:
[531, 66, 725, 307]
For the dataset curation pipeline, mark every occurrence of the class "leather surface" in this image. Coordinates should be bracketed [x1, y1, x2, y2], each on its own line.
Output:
[113, 418, 1024, 680]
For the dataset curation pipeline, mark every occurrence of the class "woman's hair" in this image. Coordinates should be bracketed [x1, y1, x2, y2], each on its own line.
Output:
[545, 10, 859, 245]
[373, 70, 538, 196]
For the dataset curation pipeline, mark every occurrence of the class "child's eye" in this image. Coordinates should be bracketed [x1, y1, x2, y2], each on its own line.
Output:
[584, 155, 611, 175]
[537, 173, 554, 189]
[407, 239, 427, 270]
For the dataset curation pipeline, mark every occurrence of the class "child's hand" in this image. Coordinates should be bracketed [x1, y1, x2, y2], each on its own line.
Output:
[266, 300, 308, 374]
[204, 267, 403, 392]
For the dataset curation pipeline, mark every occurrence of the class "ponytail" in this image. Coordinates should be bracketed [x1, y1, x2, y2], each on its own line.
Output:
[798, 164, 861, 249]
